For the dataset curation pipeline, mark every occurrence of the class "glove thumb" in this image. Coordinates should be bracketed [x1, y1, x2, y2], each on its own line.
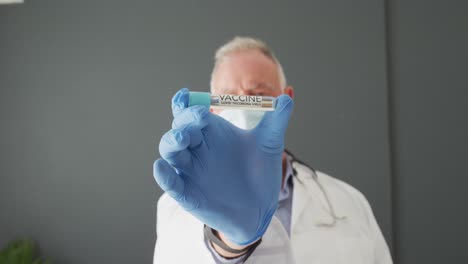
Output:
[255, 94, 293, 152]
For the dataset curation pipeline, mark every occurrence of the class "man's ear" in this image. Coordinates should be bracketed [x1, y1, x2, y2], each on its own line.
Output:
[284, 86, 294, 98]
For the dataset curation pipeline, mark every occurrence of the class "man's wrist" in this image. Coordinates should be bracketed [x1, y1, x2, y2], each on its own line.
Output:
[203, 225, 262, 259]
[212, 230, 249, 258]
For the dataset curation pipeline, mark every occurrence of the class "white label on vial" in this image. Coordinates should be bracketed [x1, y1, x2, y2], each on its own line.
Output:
[218, 95, 263, 107]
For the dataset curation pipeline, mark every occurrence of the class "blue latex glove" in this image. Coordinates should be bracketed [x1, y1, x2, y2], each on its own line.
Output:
[153, 88, 293, 245]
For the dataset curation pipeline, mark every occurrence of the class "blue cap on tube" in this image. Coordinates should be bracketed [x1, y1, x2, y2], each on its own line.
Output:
[188, 92, 211, 107]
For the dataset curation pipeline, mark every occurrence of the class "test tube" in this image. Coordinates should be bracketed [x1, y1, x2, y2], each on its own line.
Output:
[188, 92, 275, 111]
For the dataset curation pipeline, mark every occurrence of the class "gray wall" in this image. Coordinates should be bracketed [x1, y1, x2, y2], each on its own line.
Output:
[0, 0, 465, 263]
[387, 0, 468, 263]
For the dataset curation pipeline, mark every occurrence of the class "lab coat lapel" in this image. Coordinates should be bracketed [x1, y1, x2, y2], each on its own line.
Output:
[291, 172, 309, 230]
[291, 162, 335, 232]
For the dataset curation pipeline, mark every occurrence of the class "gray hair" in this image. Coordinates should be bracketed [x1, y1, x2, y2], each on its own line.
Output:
[210, 36, 287, 91]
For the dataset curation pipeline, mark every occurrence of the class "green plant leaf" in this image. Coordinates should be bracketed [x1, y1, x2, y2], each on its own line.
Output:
[0, 240, 51, 264]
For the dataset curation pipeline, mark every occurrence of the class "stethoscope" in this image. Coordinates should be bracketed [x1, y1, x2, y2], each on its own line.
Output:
[285, 149, 347, 227]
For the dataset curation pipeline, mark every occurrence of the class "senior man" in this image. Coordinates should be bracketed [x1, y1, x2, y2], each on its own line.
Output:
[153, 37, 392, 264]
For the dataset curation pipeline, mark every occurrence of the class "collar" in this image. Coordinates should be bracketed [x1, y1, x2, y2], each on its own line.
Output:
[290, 161, 347, 229]
[278, 153, 294, 202]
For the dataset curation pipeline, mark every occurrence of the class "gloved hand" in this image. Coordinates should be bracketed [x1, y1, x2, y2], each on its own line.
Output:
[153, 88, 293, 245]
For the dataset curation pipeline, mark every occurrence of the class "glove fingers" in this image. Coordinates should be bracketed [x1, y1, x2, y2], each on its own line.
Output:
[154, 158, 204, 211]
[171, 88, 190, 117]
[255, 95, 294, 151]
[153, 158, 185, 200]
[159, 129, 192, 168]
[172, 105, 209, 130]
[171, 106, 208, 149]
[187, 128, 204, 149]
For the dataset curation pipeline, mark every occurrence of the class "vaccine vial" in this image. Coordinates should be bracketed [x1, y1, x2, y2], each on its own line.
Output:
[188, 92, 275, 111]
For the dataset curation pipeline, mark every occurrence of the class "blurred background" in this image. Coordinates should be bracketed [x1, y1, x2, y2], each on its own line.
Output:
[0, 0, 466, 263]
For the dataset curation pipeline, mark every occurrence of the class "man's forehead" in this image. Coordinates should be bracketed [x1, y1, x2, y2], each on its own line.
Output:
[215, 82, 275, 93]
[248, 82, 275, 90]
[211, 50, 282, 92]
[215, 53, 279, 79]
[220, 50, 275, 66]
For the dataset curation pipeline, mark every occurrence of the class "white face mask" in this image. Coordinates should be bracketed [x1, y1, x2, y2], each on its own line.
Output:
[218, 109, 265, 130]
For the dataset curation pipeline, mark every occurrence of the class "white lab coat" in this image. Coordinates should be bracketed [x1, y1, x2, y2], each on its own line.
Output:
[154, 160, 393, 264]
